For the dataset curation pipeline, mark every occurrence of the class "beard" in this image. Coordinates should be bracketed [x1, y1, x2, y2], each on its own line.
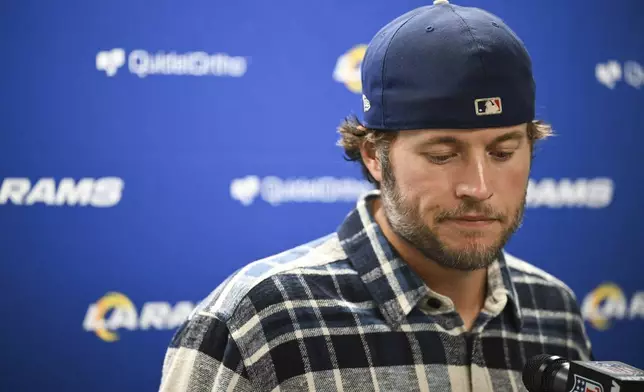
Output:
[378, 155, 526, 271]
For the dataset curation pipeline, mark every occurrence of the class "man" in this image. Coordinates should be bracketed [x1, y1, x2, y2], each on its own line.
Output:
[159, 1, 593, 391]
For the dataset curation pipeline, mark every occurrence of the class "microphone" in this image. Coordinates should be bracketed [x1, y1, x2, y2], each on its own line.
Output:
[522, 354, 644, 392]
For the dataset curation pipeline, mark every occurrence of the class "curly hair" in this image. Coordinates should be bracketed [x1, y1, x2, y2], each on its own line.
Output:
[336, 115, 554, 188]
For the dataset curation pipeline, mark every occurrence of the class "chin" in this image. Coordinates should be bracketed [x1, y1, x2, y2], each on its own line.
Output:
[441, 234, 501, 252]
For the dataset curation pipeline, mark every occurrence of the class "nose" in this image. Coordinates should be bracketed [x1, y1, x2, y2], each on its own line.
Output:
[455, 154, 493, 201]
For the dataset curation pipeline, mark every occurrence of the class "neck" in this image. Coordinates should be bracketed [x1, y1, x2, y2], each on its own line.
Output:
[371, 197, 487, 327]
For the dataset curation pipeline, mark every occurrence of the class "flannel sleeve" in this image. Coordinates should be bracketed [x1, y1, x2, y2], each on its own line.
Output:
[567, 288, 595, 361]
[158, 313, 253, 392]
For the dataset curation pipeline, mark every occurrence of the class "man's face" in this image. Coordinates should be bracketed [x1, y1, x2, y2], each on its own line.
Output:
[378, 124, 531, 271]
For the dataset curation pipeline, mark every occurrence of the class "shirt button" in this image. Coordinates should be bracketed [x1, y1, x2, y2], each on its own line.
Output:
[427, 298, 442, 309]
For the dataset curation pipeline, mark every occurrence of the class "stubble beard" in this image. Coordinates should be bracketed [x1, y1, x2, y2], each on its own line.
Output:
[378, 154, 526, 271]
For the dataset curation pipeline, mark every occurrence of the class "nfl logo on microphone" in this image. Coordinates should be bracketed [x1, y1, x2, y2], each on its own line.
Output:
[474, 97, 502, 116]
[571, 374, 604, 392]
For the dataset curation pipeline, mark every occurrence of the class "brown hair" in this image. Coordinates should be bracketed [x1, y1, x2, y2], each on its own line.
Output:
[336, 115, 554, 188]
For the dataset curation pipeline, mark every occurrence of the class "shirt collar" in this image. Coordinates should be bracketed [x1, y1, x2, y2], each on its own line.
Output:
[337, 190, 523, 331]
[487, 251, 524, 330]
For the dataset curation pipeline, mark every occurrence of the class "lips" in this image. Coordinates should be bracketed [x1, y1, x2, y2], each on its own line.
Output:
[452, 216, 496, 221]
[445, 216, 498, 227]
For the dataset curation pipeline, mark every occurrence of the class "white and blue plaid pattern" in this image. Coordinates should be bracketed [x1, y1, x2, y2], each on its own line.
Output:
[159, 190, 593, 392]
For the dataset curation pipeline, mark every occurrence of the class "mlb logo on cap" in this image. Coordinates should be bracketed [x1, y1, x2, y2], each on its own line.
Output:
[475, 97, 503, 116]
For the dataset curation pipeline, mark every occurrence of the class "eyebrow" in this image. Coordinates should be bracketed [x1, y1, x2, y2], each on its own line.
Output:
[493, 130, 525, 144]
[417, 130, 525, 147]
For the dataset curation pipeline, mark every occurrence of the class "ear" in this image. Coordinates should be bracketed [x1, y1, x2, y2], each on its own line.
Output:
[359, 138, 383, 184]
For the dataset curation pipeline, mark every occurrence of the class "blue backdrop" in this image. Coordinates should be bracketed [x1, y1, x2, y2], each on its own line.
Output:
[1, 0, 643, 391]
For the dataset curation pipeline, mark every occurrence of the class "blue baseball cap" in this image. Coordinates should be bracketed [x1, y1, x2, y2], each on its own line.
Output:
[360, 0, 535, 131]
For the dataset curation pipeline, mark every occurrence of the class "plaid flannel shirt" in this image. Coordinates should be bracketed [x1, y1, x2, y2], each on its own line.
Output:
[159, 190, 593, 392]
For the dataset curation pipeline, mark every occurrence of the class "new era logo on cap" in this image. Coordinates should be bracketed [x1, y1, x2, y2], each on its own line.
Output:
[475, 97, 502, 116]
[362, 94, 371, 112]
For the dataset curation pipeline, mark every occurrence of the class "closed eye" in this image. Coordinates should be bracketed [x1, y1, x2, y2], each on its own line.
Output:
[426, 154, 457, 164]
[490, 151, 515, 161]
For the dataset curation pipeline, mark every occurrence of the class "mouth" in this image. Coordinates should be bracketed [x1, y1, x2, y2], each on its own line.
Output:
[445, 216, 498, 227]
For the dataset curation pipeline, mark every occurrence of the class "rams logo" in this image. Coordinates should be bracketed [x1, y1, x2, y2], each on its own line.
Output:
[333, 44, 368, 94]
[581, 283, 627, 331]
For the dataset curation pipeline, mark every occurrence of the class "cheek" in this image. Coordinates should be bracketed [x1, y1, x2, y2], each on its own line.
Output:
[392, 156, 452, 210]
[495, 156, 531, 200]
